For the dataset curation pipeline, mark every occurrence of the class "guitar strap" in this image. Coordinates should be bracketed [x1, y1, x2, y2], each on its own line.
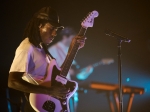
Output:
[41, 43, 55, 60]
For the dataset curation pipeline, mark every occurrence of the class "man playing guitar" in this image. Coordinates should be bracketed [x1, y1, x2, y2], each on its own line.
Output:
[8, 7, 86, 112]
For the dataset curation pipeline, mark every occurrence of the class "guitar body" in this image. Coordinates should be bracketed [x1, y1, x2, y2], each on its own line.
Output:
[29, 59, 78, 112]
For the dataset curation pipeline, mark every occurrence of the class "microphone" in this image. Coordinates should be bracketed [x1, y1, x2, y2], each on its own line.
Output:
[105, 29, 131, 43]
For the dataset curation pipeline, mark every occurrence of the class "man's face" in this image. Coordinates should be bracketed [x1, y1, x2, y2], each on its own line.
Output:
[39, 23, 58, 44]
[62, 35, 75, 47]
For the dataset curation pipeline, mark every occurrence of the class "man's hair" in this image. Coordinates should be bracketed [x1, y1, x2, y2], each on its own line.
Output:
[23, 6, 62, 47]
[23, 17, 49, 47]
[59, 27, 76, 38]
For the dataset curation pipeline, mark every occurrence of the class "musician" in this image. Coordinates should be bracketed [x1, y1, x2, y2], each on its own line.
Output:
[8, 7, 86, 112]
[48, 27, 94, 112]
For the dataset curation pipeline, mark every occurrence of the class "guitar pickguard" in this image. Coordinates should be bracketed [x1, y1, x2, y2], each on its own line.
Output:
[51, 65, 77, 111]
[51, 65, 76, 92]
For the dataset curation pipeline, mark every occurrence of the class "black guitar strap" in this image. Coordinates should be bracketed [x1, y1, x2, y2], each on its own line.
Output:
[41, 43, 55, 60]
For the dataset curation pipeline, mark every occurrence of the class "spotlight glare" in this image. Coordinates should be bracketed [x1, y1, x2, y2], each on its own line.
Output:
[126, 78, 130, 82]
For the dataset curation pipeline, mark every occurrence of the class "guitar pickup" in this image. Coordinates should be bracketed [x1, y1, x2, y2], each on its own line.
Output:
[55, 75, 67, 85]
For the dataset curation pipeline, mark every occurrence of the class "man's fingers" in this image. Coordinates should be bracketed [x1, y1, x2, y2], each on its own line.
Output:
[51, 86, 71, 97]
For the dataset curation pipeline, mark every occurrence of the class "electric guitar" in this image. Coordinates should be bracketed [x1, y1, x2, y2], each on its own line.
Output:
[75, 58, 114, 81]
[29, 10, 99, 112]
[80, 58, 114, 70]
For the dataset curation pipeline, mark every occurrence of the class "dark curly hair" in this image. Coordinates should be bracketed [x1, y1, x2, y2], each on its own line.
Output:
[23, 16, 49, 47]
[23, 7, 62, 47]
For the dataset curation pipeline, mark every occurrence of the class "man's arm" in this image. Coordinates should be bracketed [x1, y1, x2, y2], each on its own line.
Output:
[8, 72, 68, 98]
[8, 72, 48, 94]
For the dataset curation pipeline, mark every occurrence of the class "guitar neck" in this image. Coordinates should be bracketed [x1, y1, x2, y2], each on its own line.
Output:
[92, 61, 103, 68]
[78, 61, 103, 72]
[61, 27, 87, 77]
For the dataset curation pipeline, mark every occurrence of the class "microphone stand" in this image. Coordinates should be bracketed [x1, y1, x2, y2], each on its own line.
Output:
[118, 39, 123, 112]
[105, 29, 131, 112]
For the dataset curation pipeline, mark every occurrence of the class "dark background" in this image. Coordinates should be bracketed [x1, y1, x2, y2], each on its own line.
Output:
[1, 0, 150, 112]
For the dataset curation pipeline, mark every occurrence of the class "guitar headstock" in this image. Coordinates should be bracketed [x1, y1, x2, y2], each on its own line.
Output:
[81, 10, 99, 28]
[101, 58, 114, 65]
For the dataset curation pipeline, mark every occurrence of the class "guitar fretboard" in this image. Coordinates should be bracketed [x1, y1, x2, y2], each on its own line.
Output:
[61, 27, 87, 77]
[92, 61, 103, 68]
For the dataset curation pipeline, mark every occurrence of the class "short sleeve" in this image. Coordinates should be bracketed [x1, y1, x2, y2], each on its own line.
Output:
[9, 49, 30, 73]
